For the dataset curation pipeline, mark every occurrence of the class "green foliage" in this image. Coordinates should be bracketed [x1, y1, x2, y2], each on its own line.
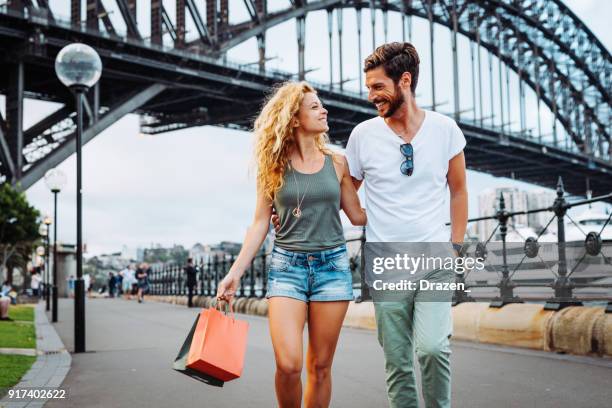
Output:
[0, 183, 40, 246]
[144, 244, 189, 265]
[0, 183, 41, 281]
[169, 245, 189, 265]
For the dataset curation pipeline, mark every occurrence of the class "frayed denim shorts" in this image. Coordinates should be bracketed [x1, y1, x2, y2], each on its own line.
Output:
[266, 244, 354, 303]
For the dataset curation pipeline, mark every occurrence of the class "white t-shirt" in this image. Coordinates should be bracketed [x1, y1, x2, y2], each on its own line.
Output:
[30, 274, 42, 289]
[120, 268, 134, 284]
[345, 110, 466, 242]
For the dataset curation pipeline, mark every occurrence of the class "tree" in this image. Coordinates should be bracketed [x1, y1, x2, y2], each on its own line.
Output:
[169, 245, 189, 265]
[0, 183, 41, 284]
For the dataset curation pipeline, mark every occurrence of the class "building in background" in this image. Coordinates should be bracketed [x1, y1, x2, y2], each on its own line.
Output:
[527, 190, 558, 234]
[189, 243, 209, 263]
[120, 245, 141, 262]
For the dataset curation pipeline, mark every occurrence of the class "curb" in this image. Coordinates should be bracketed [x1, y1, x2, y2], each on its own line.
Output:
[0, 349, 37, 357]
[0, 303, 72, 408]
[143, 295, 612, 357]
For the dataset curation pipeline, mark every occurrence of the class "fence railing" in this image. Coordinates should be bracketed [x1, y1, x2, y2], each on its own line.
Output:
[449, 177, 611, 312]
[147, 235, 365, 301]
[147, 178, 611, 312]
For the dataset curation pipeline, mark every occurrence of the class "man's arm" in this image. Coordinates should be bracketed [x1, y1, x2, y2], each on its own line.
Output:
[447, 152, 468, 245]
[351, 177, 363, 191]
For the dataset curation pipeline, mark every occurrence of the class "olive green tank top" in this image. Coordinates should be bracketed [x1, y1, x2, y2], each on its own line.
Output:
[273, 154, 345, 252]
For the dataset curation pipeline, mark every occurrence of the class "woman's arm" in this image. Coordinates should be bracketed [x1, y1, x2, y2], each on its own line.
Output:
[217, 184, 273, 300]
[338, 155, 367, 226]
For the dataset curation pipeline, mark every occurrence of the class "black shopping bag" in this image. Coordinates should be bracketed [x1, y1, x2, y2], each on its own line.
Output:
[172, 313, 224, 387]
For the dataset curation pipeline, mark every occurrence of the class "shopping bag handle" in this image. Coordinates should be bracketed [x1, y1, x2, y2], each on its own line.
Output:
[212, 297, 235, 320]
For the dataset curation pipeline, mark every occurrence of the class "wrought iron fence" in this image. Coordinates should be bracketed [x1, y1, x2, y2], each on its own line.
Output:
[449, 177, 611, 312]
[147, 177, 611, 312]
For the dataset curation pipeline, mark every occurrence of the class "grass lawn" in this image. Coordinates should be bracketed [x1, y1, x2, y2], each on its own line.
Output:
[0, 354, 37, 394]
[0, 321, 36, 349]
[8, 305, 35, 322]
[0, 305, 36, 348]
[0, 305, 37, 397]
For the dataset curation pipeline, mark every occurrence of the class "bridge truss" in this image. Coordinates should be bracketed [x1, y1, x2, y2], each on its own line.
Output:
[0, 1, 610, 199]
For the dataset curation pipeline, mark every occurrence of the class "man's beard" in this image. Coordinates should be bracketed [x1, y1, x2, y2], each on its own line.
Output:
[377, 85, 405, 118]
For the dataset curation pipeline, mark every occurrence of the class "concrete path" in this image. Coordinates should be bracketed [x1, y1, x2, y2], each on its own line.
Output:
[1, 303, 71, 408]
[45, 298, 611, 408]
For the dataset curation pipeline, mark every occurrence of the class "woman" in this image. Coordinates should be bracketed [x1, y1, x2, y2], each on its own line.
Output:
[136, 263, 150, 303]
[217, 81, 366, 408]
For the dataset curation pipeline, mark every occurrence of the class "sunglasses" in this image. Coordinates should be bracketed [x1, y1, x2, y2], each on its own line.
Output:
[400, 143, 414, 176]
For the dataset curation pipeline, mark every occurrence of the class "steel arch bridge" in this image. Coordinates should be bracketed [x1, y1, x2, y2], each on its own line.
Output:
[0, 0, 610, 198]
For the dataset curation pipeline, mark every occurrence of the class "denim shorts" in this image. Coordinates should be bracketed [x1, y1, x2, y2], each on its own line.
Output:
[266, 244, 354, 303]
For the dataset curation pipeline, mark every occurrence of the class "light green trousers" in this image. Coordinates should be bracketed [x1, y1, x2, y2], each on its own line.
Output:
[374, 268, 453, 408]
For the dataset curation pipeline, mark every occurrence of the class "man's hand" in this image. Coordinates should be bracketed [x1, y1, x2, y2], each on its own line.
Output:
[271, 213, 281, 233]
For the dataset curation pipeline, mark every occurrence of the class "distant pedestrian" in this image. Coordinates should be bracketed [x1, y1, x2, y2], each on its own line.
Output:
[1, 281, 11, 296]
[184, 258, 197, 308]
[135, 263, 149, 303]
[30, 270, 42, 299]
[108, 272, 117, 298]
[68, 275, 75, 298]
[83, 273, 91, 298]
[120, 265, 135, 300]
[115, 271, 123, 296]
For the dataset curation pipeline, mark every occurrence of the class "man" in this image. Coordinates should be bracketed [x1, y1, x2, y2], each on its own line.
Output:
[344, 42, 468, 407]
[113, 270, 122, 297]
[184, 258, 197, 308]
[108, 272, 117, 298]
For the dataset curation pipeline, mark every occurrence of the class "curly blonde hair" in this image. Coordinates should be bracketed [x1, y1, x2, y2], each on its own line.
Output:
[254, 81, 332, 201]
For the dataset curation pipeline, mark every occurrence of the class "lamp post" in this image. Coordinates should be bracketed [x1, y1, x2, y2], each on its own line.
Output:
[43, 216, 52, 311]
[55, 43, 102, 353]
[45, 169, 66, 323]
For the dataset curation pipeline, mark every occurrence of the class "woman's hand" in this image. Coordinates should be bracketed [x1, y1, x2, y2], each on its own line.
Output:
[216, 272, 241, 302]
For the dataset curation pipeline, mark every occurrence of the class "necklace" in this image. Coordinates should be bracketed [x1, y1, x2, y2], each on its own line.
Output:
[289, 159, 315, 218]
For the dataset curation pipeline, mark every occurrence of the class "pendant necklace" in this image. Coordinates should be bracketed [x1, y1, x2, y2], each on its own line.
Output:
[290, 159, 314, 218]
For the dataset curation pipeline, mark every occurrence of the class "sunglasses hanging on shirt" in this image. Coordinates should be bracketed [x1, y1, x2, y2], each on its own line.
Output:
[400, 143, 414, 176]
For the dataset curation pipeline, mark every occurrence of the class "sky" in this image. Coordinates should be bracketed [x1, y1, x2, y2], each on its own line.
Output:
[8, 0, 611, 256]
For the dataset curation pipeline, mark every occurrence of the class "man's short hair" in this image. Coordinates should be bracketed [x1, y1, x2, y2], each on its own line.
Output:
[364, 42, 420, 94]
[187, 258, 193, 263]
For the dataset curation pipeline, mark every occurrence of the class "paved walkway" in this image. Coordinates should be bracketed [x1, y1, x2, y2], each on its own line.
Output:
[44, 298, 612, 408]
[1, 303, 71, 408]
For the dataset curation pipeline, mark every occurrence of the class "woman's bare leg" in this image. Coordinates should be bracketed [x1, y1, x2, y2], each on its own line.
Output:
[268, 297, 308, 408]
[304, 301, 349, 408]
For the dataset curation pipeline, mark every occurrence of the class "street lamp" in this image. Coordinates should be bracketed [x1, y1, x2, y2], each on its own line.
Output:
[55, 43, 102, 353]
[43, 216, 52, 311]
[36, 225, 47, 303]
[44, 168, 66, 323]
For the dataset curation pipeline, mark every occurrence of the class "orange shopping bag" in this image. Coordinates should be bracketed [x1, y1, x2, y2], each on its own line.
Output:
[186, 300, 249, 381]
